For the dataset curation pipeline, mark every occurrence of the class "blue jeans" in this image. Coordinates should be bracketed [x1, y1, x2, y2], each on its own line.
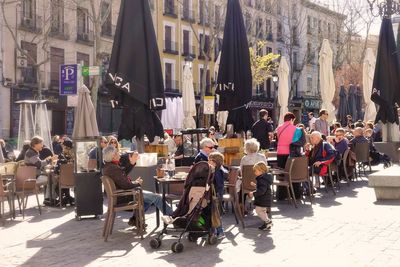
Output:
[143, 190, 173, 215]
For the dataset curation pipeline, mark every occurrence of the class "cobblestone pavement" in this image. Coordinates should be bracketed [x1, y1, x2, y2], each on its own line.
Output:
[1, 165, 400, 267]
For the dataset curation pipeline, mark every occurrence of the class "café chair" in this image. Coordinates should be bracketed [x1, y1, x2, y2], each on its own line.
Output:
[14, 165, 41, 218]
[240, 165, 257, 215]
[223, 167, 244, 228]
[341, 149, 353, 185]
[0, 175, 13, 225]
[273, 157, 312, 208]
[230, 158, 241, 167]
[58, 163, 75, 208]
[164, 166, 189, 206]
[0, 162, 18, 176]
[101, 175, 144, 241]
[352, 142, 372, 179]
[311, 162, 337, 195]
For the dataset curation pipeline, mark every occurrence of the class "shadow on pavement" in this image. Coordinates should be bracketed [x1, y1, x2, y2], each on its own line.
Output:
[21, 213, 141, 266]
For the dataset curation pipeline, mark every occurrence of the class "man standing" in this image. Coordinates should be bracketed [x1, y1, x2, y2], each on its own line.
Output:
[314, 109, 330, 137]
[251, 109, 273, 150]
[308, 112, 316, 131]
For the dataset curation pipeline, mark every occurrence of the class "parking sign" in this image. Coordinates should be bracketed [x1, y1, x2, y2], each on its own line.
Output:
[60, 64, 78, 95]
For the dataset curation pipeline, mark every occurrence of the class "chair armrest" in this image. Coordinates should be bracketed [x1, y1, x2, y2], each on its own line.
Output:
[113, 188, 142, 197]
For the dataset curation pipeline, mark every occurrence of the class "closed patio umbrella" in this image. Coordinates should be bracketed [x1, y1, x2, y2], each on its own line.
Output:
[337, 85, 349, 126]
[277, 56, 289, 125]
[363, 48, 377, 122]
[347, 84, 357, 121]
[319, 39, 336, 123]
[216, 0, 253, 133]
[356, 85, 363, 121]
[106, 0, 165, 142]
[371, 18, 400, 141]
[182, 65, 196, 129]
[72, 85, 99, 138]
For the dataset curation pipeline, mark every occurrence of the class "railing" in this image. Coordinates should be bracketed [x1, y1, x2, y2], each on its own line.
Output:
[164, 1, 177, 17]
[101, 24, 116, 38]
[49, 22, 70, 40]
[164, 40, 179, 54]
[19, 13, 42, 33]
[181, 7, 195, 22]
[182, 45, 196, 57]
[19, 66, 37, 84]
[164, 79, 180, 92]
[76, 29, 94, 45]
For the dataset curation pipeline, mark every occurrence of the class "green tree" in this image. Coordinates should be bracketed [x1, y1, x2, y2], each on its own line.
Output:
[249, 41, 280, 90]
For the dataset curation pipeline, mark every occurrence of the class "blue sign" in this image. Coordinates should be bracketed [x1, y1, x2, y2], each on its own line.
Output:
[60, 64, 78, 95]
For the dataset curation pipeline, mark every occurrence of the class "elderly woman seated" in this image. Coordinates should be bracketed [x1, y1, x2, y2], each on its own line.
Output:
[102, 145, 173, 226]
[240, 138, 268, 171]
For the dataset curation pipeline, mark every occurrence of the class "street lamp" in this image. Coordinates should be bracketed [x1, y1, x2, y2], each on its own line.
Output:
[272, 73, 279, 125]
[366, 0, 400, 17]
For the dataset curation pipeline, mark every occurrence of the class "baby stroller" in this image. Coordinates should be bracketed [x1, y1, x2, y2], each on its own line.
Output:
[149, 161, 218, 253]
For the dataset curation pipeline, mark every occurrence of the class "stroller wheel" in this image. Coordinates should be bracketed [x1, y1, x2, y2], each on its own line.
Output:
[149, 238, 162, 249]
[188, 234, 198, 242]
[171, 242, 184, 253]
[207, 235, 217, 245]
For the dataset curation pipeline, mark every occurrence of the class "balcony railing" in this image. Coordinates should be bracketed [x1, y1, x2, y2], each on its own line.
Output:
[164, 2, 177, 17]
[19, 13, 42, 33]
[49, 22, 70, 40]
[164, 40, 179, 54]
[19, 66, 37, 85]
[101, 24, 116, 38]
[164, 79, 180, 92]
[76, 29, 94, 46]
[182, 45, 196, 57]
[181, 7, 195, 22]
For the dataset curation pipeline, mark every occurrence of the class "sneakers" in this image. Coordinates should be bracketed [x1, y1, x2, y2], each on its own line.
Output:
[217, 233, 226, 240]
[162, 215, 177, 225]
[258, 220, 273, 231]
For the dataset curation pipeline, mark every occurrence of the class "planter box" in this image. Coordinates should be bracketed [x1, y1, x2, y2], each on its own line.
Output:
[368, 166, 400, 200]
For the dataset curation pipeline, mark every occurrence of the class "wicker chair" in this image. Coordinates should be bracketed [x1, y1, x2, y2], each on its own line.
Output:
[0, 175, 13, 225]
[14, 166, 40, 218]
[222, 167, 244, 228]
[240, 165, 257, 214]
[101, 176, 144, 241]
[58, 163, 75, 208]
[353, 142, 372, 179]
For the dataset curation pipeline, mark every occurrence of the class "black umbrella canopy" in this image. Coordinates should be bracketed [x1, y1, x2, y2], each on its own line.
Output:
[371, 18, 400, 124]
[106, 0, 165, 142]
[337, 85, 349, 126]
[216, 0, 253, 132]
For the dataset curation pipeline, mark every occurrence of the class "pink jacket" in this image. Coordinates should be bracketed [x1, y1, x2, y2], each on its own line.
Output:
[276, 121, 297, 155]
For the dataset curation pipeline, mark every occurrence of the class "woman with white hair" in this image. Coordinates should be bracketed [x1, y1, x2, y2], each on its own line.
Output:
[239, 138, 267, 171]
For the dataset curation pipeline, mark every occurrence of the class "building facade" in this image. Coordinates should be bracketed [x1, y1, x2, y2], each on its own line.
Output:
[0, 0, 346, 139]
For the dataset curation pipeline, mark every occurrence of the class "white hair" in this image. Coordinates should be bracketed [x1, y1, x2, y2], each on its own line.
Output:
[103, 145, 117, 162]
[200, 138, 215, 149]
[244, 138, 260, 154]
[310, 131, 322, 139]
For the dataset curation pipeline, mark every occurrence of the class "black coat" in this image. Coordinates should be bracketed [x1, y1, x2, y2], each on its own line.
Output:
[253, 173, 273, 208]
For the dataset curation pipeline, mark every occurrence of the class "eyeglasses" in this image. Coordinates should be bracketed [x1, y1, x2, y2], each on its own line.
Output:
[110, 141, 117, 144]
[206, 146, 214, 149]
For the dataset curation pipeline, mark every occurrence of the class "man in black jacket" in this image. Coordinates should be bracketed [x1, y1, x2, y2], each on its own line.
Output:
[251, 109, 273, 150]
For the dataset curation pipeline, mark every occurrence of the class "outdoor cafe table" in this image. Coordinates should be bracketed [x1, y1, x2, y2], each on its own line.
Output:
[1, 174, 16, 218]
[154, 176, 186, 228]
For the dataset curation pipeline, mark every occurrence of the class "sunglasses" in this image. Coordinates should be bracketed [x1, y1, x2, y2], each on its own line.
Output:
[206, 146, 214, 149]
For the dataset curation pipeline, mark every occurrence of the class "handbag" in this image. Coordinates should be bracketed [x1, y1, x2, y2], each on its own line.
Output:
[210, 184, 221, 228]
